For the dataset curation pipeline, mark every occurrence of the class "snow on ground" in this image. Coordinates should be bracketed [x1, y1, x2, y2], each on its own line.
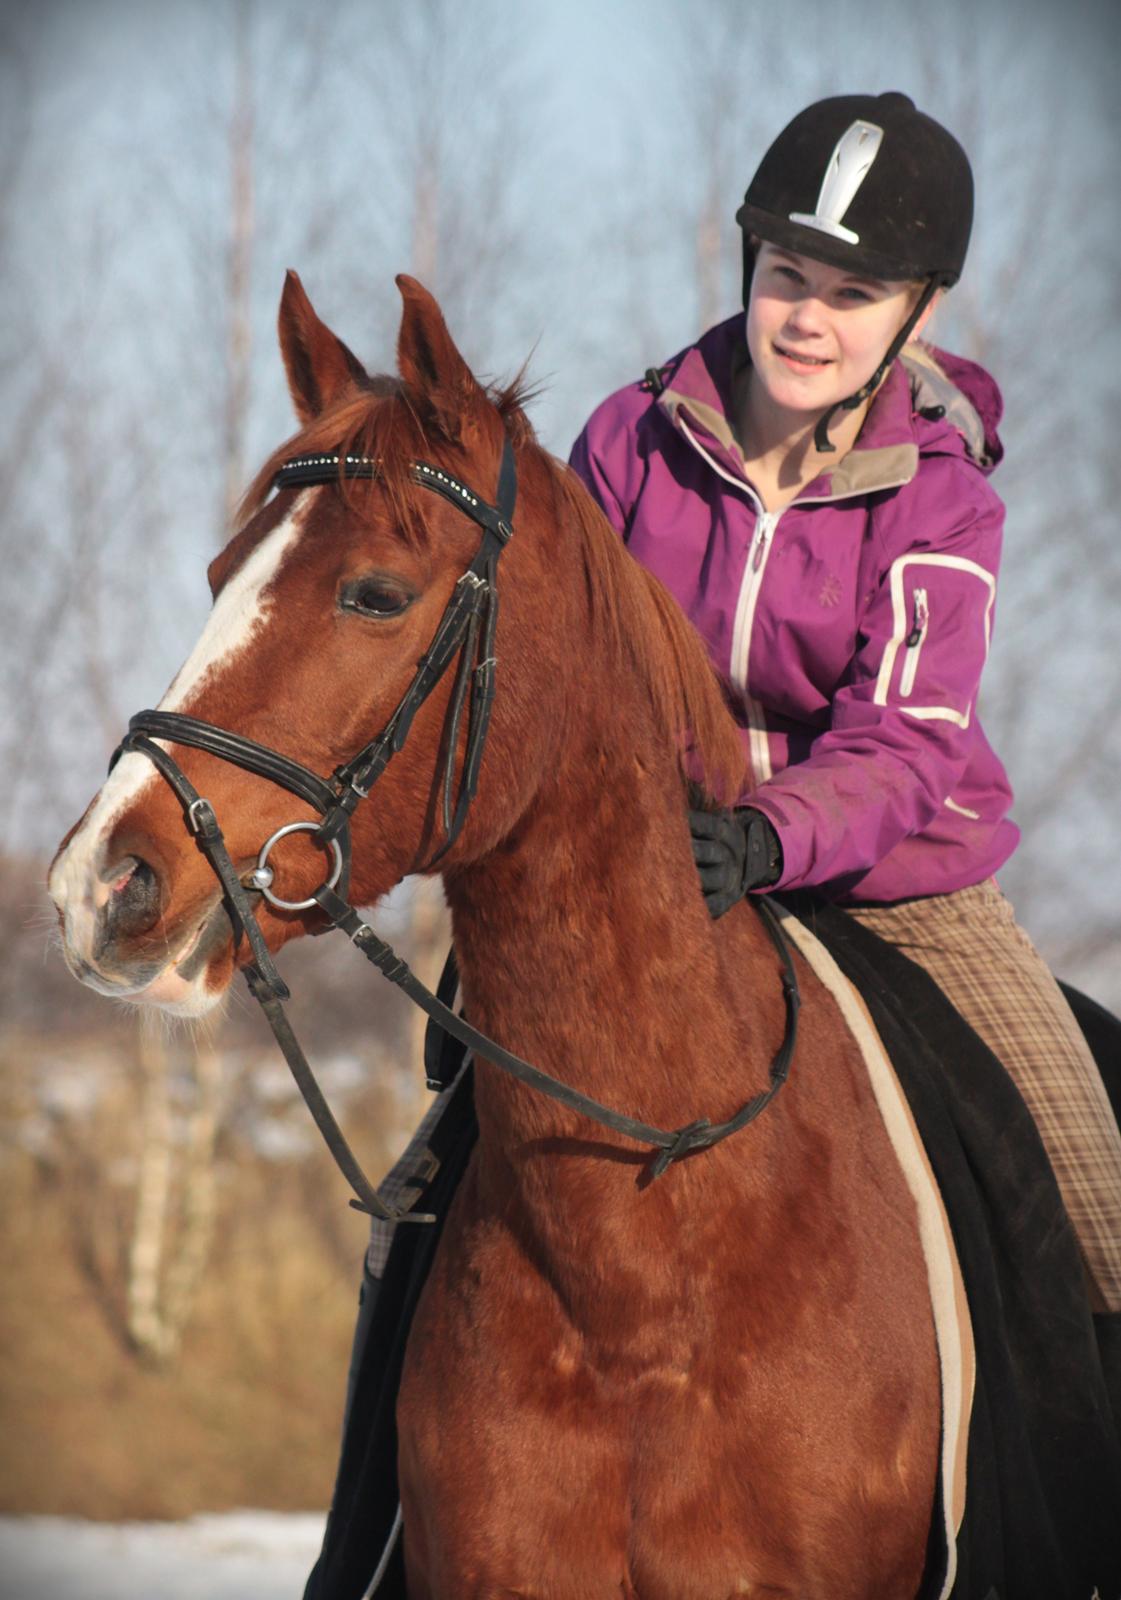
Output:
[0, 1511, 327, 1600]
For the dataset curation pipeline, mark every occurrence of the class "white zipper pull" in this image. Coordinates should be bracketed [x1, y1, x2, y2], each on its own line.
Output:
[900, 588, 929, 698]
[751, 513, 776, 573]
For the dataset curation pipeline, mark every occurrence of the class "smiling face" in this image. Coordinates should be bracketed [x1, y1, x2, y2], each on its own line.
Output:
[745, 242, 931, 429]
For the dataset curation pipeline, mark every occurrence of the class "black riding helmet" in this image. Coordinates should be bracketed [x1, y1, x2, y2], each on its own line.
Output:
[736, 92, 974, 450]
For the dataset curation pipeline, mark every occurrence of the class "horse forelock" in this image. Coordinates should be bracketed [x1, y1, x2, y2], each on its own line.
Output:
[552, 462, 749, 809]
[237, 372, 537, 560]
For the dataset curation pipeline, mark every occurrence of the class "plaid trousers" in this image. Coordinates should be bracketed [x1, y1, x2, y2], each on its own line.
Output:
[368, 881, 1121, 1311]
[848, 878, 1121, 1312]
[365, 1077, 462, 1280]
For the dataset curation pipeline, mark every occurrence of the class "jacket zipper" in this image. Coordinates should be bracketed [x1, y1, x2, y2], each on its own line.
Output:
[729, 508, 781, 783]
[733, 508, 780, 681]
[675, 415, 780, 781]
[900, 588, 929, 697]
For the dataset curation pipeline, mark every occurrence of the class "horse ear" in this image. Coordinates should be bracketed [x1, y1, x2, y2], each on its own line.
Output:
[395, 274, 487, 443]
[278, 269, 369, 423]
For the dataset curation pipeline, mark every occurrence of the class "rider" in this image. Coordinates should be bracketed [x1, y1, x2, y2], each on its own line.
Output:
[568, 92, 1121, 1315]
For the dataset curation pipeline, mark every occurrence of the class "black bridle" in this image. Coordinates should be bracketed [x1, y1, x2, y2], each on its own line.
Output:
[111, 439, 800, 1223]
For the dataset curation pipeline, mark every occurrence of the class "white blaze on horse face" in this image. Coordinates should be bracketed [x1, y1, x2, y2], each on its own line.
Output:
[48, 493, 316, 974]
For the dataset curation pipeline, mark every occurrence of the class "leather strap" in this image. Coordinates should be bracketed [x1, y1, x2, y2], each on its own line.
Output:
[245, 967, 435, 1223]
[313, 882, 800, 1180]
[118, 733, 291, 1000]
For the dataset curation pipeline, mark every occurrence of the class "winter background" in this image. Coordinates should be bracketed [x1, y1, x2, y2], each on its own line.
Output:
[1, 0, 1118, 1594]
[0, 1512, 325, 1599]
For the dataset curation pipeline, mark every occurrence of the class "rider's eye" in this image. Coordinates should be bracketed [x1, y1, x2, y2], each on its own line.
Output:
[339, 576, 415, 619]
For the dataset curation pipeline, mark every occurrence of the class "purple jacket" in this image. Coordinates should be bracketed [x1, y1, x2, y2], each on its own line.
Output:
[569, 315, 1019, 903]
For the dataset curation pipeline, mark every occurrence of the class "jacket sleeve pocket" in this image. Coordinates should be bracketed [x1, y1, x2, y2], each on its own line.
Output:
[872, 553, 996, 728]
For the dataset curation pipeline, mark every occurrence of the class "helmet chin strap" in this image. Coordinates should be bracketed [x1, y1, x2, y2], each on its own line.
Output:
[812, 275, 943, 453]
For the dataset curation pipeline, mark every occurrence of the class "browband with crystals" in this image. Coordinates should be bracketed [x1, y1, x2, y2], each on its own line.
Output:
[273, 452, 378, 488]
[273, 455, 512, 543]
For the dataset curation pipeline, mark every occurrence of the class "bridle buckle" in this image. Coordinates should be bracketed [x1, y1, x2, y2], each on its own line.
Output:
[187, 797, 215, 836]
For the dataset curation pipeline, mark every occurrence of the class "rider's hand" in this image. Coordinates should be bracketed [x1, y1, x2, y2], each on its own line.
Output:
[689, 807, 783, 919]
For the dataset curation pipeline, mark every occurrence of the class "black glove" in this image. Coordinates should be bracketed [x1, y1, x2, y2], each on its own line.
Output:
[689, 807, 783, 919]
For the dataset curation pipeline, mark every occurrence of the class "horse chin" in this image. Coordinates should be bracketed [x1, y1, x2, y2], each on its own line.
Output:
[65, 894, 238, 1019]
[137, 963, 228, 1018]
[140, 895, 239, 1016]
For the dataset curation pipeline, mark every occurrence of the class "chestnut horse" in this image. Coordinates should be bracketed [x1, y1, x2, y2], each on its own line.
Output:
[50, 275, 939, 1597]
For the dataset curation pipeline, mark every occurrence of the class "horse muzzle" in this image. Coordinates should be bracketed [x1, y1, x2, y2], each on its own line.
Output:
[49, 842, 235, 1016]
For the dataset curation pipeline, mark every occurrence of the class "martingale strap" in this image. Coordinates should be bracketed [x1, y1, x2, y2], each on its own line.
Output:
[312, 882, 801, 1181]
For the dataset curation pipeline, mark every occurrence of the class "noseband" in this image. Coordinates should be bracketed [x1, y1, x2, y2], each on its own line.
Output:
[112, 438, 799, 1224]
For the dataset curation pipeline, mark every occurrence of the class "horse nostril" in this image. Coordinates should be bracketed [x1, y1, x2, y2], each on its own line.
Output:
[102, 855, 163, 939]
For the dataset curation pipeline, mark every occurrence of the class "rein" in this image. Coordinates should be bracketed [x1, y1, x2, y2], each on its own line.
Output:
[112, 439, 800, 1222]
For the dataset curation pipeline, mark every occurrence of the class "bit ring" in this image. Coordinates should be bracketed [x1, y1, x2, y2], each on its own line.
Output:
[251, 821, 343, 911]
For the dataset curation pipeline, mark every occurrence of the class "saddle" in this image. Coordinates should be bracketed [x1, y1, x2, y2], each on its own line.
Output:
[303, 900, 1121, 1600]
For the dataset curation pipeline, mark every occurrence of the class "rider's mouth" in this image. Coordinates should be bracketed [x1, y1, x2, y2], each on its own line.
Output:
[774, 343, 833, 370]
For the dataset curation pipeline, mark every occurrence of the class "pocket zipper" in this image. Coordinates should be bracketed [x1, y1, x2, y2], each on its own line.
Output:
[900, 588, 929, 698]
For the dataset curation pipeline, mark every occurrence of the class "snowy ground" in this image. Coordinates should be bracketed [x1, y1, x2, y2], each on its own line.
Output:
[0, 1511, 327, 1600]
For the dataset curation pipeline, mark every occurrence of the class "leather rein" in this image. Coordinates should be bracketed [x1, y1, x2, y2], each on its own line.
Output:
[112, 439, 800, 1223]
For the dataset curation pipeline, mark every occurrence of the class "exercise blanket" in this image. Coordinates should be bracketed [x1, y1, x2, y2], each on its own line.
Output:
[304, 903, 1121, 1600]
[778, 901, 1121, 1599]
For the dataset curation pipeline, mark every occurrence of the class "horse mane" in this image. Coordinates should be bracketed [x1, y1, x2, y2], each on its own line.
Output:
[548, 457, 749, 808]
[240, 375, 747, 808]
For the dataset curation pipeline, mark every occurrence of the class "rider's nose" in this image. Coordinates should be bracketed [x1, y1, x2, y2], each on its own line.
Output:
[96, 854, 164, 947]
[784, 296, 827, 335]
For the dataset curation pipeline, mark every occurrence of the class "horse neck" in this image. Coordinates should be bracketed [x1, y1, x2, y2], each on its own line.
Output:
[442, 682, 781, 1196]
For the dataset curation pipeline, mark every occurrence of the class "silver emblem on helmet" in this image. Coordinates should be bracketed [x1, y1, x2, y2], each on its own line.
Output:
[789, 120, 883, 245]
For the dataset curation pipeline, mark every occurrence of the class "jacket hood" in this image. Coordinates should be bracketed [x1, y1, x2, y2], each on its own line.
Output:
[902, 343, 1004, 473]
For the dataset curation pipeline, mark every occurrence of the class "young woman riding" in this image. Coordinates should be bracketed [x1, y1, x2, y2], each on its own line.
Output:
[568, 91, 1121, 1315]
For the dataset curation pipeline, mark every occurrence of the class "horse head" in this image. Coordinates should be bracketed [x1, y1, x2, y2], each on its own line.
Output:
[48, 277, 549, 1011]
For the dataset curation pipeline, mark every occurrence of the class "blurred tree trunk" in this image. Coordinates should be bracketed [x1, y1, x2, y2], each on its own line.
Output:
[126, 1021, 222, 1366]
[126, 1023, 176, 1363]
[405, 877, 451, 1123]
[127, 2, 257, 1364]
[163, 1031, 222, 1343]
[222, 0, 255, 534]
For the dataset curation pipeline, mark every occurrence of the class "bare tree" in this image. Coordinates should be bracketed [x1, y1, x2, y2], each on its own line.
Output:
[126, 1020, 223, 1365]
[221, 0, 256, 533]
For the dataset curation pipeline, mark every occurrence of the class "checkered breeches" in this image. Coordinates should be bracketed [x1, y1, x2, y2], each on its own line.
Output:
[365, 1078, 462, 1280]
[847, 878, 1121, 1312]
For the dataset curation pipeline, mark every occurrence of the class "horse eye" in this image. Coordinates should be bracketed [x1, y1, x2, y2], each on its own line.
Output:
[340, 576, 414, 618]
